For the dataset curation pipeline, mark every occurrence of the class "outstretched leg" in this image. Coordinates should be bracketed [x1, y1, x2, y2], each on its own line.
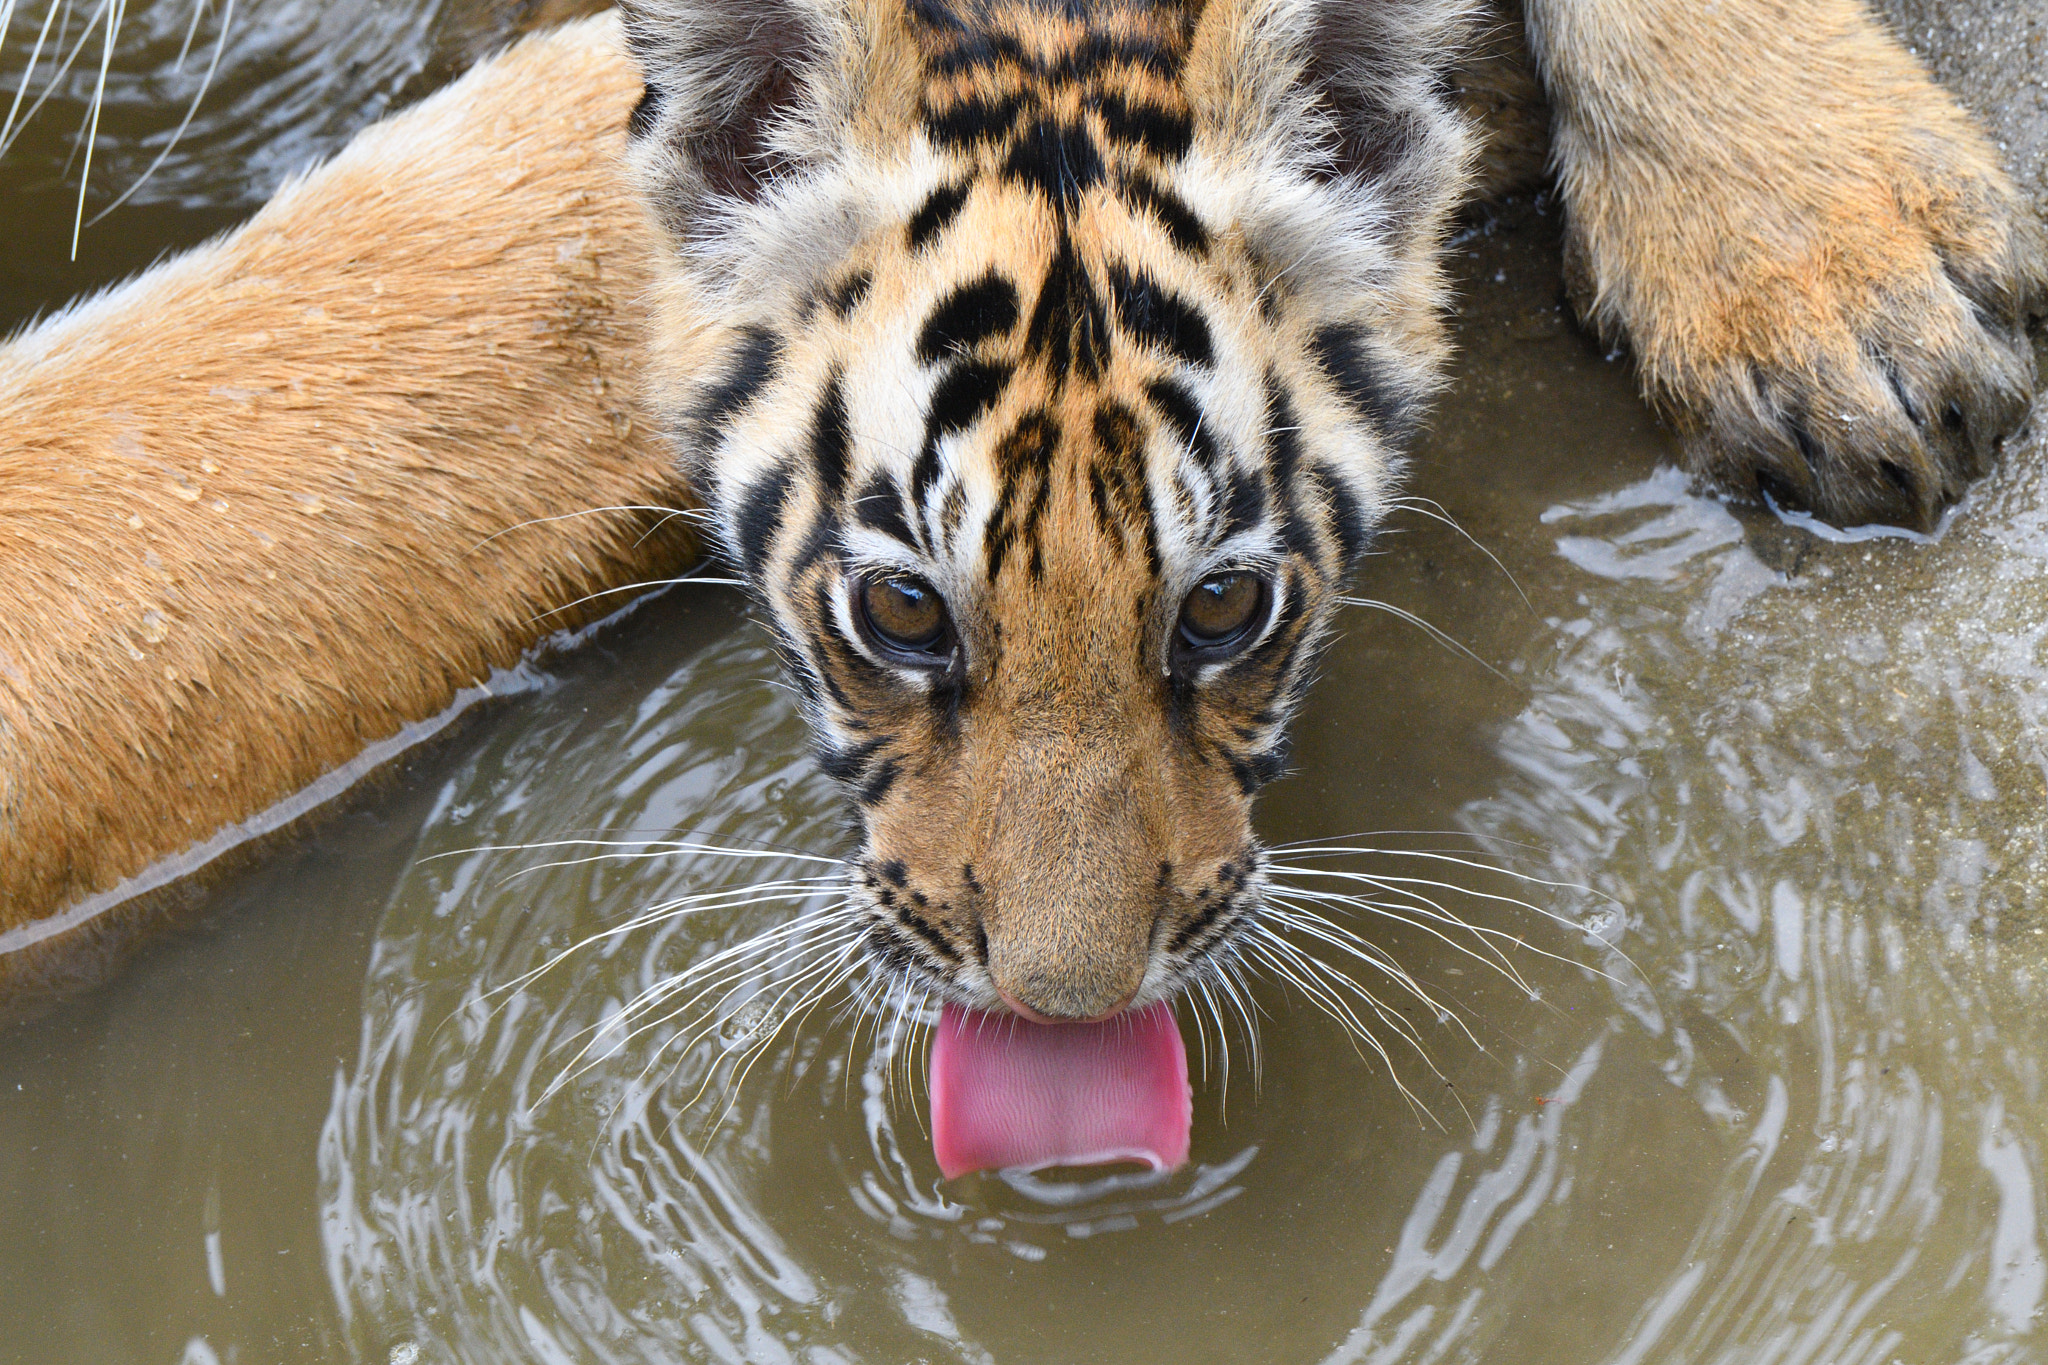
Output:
[1523, 0, 2047, 530]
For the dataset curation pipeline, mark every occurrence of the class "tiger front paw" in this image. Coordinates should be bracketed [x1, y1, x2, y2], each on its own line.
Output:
[1549, 5, 2048, 531]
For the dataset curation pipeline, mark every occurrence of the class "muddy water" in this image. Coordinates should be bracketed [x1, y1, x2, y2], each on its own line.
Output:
[0, 0, 472, 323]
[7, 14, 2048, 1365]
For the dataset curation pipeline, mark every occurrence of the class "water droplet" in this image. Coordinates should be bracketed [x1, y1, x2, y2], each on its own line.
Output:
[140, 609, 170, 644]
[126, 513, 144, 530]
[720, 998, 780, 1050]
[292, 492, 325, 515]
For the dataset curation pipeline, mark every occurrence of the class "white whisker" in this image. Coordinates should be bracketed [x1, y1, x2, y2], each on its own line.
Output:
[1265, 882, 1540, 991]
[1260, 902, 1485, 1041]
[540, 917, 863, 1098]
[1389, 495, 1532, 610]
[466, 503, 709, 555]
[69, 0, 120, 259]
[426, 836, 846, 869]
[0, 0, 106, 160]
[527, 574, 745, 625]
[1337, 595, 1509, 681]
[87, 0, 233, 225]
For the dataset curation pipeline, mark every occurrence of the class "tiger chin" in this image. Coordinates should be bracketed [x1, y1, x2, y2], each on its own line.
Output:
[617, 0, 2044, 1025]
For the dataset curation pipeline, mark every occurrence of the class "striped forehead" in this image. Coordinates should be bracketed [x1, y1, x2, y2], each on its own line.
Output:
[829, 186, 1284, 586]
[704, 0, 1396, 597]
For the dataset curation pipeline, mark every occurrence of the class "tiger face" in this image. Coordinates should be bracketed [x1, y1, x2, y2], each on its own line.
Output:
[623, 0, 1472, 1020]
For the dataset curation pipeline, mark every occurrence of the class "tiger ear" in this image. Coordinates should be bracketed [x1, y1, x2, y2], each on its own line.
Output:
[1181, 0, 1475, 246]
[1303, 0, 1476, 247]
[619, 0, 843, 239]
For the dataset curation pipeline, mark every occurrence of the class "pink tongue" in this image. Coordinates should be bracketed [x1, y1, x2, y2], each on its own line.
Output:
[929, 1001, 1191, 1179]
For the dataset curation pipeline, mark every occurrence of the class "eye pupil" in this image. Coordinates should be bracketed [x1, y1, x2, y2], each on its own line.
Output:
[1179, 572, 1264, 648]
[861, 574, 950, 654]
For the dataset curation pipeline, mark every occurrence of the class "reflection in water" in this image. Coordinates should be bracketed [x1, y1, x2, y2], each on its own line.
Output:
[318, 621, 1290, 1363]
[0, 0, 437, 211]
[0, 0, 452, 322]
[1358, 450, 2048, 1364]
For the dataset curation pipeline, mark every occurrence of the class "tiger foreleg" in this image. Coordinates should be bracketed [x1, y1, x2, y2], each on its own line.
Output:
[1523, 0, 2047, 531]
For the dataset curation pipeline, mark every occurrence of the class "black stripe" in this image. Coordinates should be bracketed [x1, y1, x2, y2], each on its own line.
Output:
[687, 327, 781, 445]
[853, 474, 917, 547]
[1145, 376, 1222, 469]
[1168, 897, 1231, 955]
[1118, 171, 1208, 254]
[1090, 399, 1160, 572]
[1001, 118, 1105, 205]
[863, 922, 921, 975]
[1226, 744, 1291, 795]
[829, 269, 873, 317]
[925, 29, 1027, 77]
[928, 28, 1183, 81]
[1262, 376, 1322, 565]
[859, 759, 901, 807]
[810, 373, 852, 498]
[926, 360, 1013, 440]
[1092, 91, 1192, 159]
[819, 736, 888, 784]
[731, 465, 793, 579]
[908, 179, 973, 251]
[783, 648, 825, 706]
[1311, 466, 1373, 566]
[1221, 467, 1268, 540]
[916, 272, 1022, 363]
[926, 93, 1026, 149]
[1067, 29, 1185, 79]
[894, 908, 961, 964]
[1309, 322, 1416, 440]
[985, 410, 1060, 580]
[628, 83, 664, 139]
[1108, 265, 1212, 366]
[909, 443, 945, 528]
[788, 505, 842, 578]
[1220, 740, 1286, 794]
[1025, 232, 1110, 383]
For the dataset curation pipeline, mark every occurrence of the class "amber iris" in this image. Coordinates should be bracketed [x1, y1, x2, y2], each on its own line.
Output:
[1178, 572, 1264, 648]
[860, 574, 950, 654]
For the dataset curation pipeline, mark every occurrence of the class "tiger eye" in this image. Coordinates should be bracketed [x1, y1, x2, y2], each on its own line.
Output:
[861, 574, 949, 653]
[1179, 572, 1265, 647]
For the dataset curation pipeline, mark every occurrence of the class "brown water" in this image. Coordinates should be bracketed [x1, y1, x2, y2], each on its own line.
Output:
[0, 0, 481, 323]
[5, 9, 2048, 1365]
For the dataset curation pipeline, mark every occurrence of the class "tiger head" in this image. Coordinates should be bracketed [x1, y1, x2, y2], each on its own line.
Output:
[621, 0, 1473, 1021]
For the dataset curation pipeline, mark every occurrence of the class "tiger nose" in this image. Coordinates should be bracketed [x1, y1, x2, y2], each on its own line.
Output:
[983, 926, 1149, 1022]
[996, 985, 1138, 1025]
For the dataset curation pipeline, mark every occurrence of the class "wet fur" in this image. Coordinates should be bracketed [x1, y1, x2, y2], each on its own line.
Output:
[0, 18, 694, 935]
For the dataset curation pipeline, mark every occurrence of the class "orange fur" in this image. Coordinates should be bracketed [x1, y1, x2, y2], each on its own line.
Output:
[1527, 0, 2046, 528]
